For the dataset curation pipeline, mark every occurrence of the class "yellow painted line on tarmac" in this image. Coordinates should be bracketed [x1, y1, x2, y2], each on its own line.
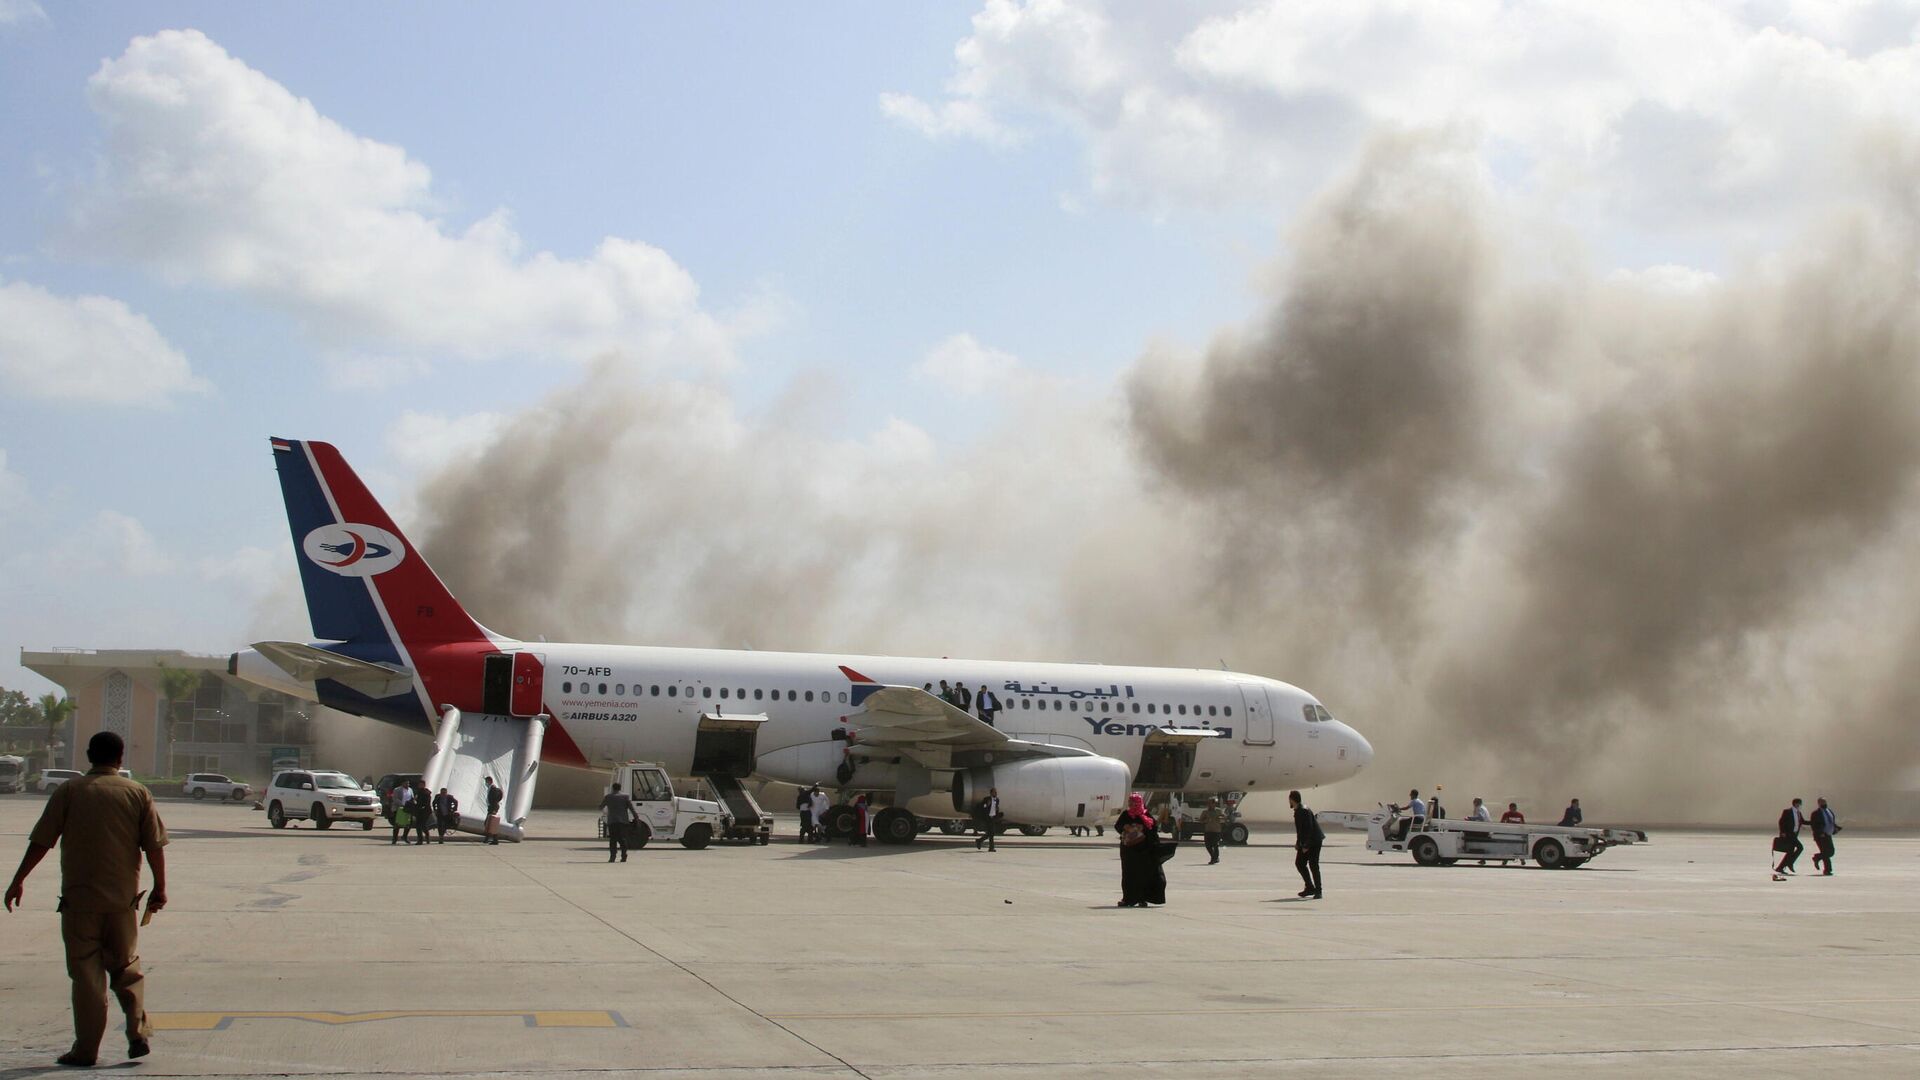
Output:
[765, 996, 1920, 1023]
[152, 1010, 627, 1030]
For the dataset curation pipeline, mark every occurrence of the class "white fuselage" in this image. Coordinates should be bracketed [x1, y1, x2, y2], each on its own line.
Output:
[521, 643, 1365, 794]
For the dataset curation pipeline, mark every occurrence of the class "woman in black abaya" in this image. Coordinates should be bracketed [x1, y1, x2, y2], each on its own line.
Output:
[1116, 793, 1166, 907]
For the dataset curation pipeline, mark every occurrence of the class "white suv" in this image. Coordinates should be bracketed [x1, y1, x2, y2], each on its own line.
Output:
[182, 773, 252, 801]
[265, 770, 378, 830]
[39, 768, 82, 793]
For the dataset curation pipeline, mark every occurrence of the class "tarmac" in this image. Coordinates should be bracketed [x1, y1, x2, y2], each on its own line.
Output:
[2, 795, 1918, 1078]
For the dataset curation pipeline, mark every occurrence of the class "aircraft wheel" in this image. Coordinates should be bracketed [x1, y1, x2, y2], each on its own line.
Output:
[268, 802, 287, 829]
[192, 787, 207, 800]
[1534, 838, 1567, 869]
[938, 819, 967, 836]
[1018, 824, 1048, 837]
[311, 803, 333, 829]
[1411, 836, 1442, 866]
[680, 824, 712, 850]
[874, 807, 919, 845]
[822, 804, 857, 839]
[1227, 823, 1250, 845]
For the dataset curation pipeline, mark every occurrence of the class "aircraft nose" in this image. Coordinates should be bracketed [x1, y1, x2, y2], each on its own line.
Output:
[1344, 726, 1374, 775]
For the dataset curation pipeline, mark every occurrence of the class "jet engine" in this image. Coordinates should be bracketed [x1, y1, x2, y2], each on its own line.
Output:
[951, 755, 1129, 826]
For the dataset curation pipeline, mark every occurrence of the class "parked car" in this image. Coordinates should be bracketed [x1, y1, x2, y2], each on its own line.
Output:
[264, 769, 379, 830]
[181, 773, 252, 801]
[38, 768, 83, 792]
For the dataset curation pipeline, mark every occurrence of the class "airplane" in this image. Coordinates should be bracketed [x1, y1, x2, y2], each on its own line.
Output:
[231, 438, 1373, 842]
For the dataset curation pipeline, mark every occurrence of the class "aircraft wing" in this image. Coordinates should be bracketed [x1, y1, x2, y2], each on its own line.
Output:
[251, 640, 417, 700]
[838, 669, 1094, 766]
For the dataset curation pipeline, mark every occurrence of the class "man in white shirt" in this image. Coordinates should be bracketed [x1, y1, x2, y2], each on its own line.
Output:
[809, 787, 831, 844]
[1467, 797, 1491, 822]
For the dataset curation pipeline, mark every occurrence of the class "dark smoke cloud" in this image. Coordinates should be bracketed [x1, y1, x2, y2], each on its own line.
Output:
[405, 130, 1920, 822]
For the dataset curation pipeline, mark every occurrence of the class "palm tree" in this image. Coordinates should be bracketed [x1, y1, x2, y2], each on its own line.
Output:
[38, 692, 74, 771]
[156, 664, 202, 777]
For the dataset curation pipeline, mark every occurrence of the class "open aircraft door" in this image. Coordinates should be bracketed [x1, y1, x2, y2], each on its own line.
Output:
[510, 652, 545, 717]
[1238, 683, 1275, 745]
[481, 652, 546, 718]
[1133, 727, 1228, 789]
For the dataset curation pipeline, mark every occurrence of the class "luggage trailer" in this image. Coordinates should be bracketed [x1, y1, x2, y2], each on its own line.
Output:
[1318, 805, 1648, 869]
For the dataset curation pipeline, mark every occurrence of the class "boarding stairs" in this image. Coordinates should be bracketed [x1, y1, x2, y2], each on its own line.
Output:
[701, 772, 771, 842]
[421, 706, 546, 843]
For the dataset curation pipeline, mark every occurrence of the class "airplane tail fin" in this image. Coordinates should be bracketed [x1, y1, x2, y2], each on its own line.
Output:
[269, 437, 494, 655]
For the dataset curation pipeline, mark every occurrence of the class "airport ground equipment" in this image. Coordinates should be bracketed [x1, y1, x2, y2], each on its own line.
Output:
[598, 762, 727, 850]
[0, 755, 27, 793]
[420, 706, 545, 843]
[689, 773, 772, 844]
[1318, 805, 1648, 868]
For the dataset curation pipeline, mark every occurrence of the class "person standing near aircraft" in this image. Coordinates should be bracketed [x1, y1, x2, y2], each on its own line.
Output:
[1291, 789, 1323, 899]
[411, 780, 434, 845]
[975, 788, 1002, 852]
[1558, 798, 1583, 827]
[954, 682, 973, 713]
[809, 786, 830, 844]
[1774, 797, 1805, 878]
[483, 776, 504, 845]
[795, 787, 814, 842]
[938, 680, 955, 705]
[1810, 797, 1839, 875]
[5, 732, 166, 1067]
[1115, 793, 1165, 907]
[1501, 802, 1525, 824]
[601, 783, 635, 863]
[1200, 798, 1224, 864]
[390, 782, 413, 845]
[851, 794, 870, 847]
[975, 685, 999, 726]
[432, 788, 458, 843]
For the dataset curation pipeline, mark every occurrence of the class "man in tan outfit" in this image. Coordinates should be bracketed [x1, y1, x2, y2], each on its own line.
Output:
[6, 731, 169, 1067]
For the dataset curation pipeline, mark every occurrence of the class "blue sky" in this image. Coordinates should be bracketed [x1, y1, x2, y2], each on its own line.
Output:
[5, 1, 1919, 702]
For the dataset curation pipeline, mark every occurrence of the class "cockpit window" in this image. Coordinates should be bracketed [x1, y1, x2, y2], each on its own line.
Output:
[1308, 704, 1335, 723]
[1302, 704, 1317, 723]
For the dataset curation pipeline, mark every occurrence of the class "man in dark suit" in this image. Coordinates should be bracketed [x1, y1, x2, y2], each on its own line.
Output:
[954, 682, 973, 713]
[1290, 789, 1323, 899]
[1810, 797, 1839, 876]
[1774, 797, 1805, 877]
[975, 685, 999, 727]
[1558, 798, 1583, 827]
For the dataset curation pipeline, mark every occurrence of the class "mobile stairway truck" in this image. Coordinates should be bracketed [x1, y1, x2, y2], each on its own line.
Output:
[1318, 804, 1648, 868]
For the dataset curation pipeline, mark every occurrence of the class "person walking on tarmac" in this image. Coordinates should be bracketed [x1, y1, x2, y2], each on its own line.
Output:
[851, 794, 870, 847]
[1810, 797, 1840, 875]
[1773, 797, 1806, 879]
[1291, 789, 1324, 899]
[410, 780, 434, 845]
[6, 732, 168, 1067]
[1200, 798, 1225, 865]
[483, 776, 504, 844]
[601, 783, 636, 863]
[975, 788, 1003, 851]
[432, 787, 459, 843]
[390, 781, 413, 845]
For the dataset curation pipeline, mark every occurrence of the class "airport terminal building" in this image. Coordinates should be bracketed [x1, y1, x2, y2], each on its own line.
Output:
[20, 648, 316, 779]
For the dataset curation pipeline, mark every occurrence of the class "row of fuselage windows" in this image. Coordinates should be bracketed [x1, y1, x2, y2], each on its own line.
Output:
[556, 679, 1233, 718]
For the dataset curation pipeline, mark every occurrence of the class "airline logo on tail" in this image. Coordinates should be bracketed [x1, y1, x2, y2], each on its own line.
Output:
[302, 524, 406, 577]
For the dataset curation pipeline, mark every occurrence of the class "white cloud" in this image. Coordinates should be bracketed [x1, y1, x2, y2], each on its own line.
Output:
[322, 352, 433, 392]
[385, 409, 511, 480]
[43, 510, 174, 578]
[0, 0, 46, 26]
[915, 332, 1025, 397]
[889, 1, 1920, 243]
[71, 30, 731, 369]
[0, 279, 207, 405]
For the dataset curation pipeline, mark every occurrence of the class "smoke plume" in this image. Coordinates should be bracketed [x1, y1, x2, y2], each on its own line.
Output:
[409, 130, 1920, 822]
